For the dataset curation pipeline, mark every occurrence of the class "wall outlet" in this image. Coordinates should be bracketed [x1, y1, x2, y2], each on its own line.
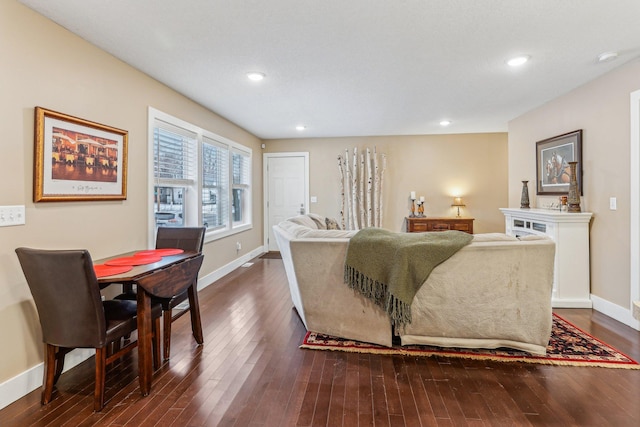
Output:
[236, 242, 242, 251]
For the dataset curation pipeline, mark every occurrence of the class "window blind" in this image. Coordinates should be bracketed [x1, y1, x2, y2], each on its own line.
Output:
[232, 149, 251, 224]
[153, 120, 197, 227]
[202, 136, 229, 229]
[154, 120, 197, 184]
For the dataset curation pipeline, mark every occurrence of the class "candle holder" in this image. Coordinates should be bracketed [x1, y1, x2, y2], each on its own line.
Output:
[520, 180, 530, 209]
[416, 201, 425, 217]
[409, 198, 416, 217]
[567, 161, 581, 212]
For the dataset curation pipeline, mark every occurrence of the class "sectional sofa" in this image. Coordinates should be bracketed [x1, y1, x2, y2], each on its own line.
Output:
[273, 214, 556, 355]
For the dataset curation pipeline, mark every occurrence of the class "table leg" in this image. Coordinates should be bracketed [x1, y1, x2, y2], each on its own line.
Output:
[187, 283, 204, 344]
[136, 289, 153, 396]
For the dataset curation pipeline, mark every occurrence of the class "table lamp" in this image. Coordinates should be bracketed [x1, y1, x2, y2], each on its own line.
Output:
[451, 197, 465, 218]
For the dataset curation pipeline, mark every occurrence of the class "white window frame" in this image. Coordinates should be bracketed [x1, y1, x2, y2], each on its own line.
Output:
[147, 107, 252, 247]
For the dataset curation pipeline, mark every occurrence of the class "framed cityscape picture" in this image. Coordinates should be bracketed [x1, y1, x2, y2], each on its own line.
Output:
[34, 107, 128, 202]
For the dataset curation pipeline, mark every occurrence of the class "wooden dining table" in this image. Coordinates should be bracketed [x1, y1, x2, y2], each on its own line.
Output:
[96, 250, 203, 396]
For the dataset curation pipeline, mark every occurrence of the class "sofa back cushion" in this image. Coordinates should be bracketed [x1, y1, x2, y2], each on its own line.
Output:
[308, 213, 328, 229]
[296, 228, 356, 238]
[325, 217, 341, 230]
[287, 214, 322, 229]
[472, 233, 519, 242]
[277, 220, 356, 239]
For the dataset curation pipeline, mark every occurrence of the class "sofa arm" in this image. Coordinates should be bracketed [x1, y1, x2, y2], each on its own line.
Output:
[290, 239, 393, 346]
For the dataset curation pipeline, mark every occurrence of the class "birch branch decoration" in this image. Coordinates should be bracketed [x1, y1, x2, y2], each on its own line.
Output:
[358, 151, 365, 228]
[351, 147, 359, 230]
[343, 150, 352, 229]
[373, 147, 380, 227]
[338, 146, 386, 230]
[379, 153, 386, 227]
[366, 148, 373, 227]
[338, 155, 346, 230]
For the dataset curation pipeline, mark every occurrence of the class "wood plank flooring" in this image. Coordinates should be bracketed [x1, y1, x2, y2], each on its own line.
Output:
[2, 257, 640, 426]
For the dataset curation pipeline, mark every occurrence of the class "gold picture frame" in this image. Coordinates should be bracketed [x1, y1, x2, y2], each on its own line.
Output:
[34, 107, 128, 202]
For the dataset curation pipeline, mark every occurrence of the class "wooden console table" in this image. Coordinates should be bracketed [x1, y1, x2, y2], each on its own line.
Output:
[406, 217, 474, 234]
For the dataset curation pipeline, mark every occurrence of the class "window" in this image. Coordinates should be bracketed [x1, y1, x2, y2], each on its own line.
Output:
[149, 108, 252, 240]
[202, 137, 229, 230]
[232, 149, 251, 224]
[152, 123, 197, 228]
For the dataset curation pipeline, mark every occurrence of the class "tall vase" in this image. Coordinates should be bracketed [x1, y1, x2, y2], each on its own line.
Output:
[520, 180, 530, 209]
[567, 161, 581, 212]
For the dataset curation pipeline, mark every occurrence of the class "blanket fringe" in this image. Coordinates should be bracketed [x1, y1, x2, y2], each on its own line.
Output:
[344, 265, 412, 327]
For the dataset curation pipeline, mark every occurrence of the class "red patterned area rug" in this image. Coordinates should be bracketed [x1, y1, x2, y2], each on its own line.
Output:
[300, 314, 640, 369]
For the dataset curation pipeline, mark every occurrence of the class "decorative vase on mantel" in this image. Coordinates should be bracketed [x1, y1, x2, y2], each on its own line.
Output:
[567, 161, 581, 212]
[520, 180, 530, 209]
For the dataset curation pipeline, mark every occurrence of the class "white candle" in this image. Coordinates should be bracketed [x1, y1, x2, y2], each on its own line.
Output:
[419, 196, 425, 202]
[410, 191, 416, 199]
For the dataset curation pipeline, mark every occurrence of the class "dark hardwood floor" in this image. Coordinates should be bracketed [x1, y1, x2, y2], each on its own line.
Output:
[2, 257, 640, 426]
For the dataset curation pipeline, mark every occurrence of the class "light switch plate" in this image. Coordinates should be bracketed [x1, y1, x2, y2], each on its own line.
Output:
[609, 197, 617, 210]
[0, 205, 26, 227]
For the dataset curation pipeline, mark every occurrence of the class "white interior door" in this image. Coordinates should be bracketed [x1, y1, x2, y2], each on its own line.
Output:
[264, 153, 309, 251]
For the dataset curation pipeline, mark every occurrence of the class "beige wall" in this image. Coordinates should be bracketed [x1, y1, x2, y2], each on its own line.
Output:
[0, 1, 263, 383]
[508, 58, 640, 308]
[265, 133, 508, 234]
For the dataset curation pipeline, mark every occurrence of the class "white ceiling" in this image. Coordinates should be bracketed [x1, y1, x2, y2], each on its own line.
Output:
[19, 0, 640, 139]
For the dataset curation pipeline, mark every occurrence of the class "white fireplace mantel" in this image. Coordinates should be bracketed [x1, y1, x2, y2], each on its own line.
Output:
[500, 208, 593, 308]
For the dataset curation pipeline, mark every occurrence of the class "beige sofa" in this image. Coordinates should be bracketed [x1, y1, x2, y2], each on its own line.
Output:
[273, 214, 556, 355]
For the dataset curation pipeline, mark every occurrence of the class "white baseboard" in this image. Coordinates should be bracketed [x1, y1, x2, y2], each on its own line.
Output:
[0, 348, 94, 411]
[196, 245, 265, 291]
[552, 298, 593, 308]
[591, 294, 640, 331]
[0, 244, 266, 411]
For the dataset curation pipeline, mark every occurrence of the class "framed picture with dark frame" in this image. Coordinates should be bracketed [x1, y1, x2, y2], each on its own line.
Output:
[34, 107, 128, 202]
[536, 130, 583, 196]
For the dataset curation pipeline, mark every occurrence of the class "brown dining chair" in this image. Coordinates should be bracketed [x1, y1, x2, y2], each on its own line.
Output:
[117, 226, 206, 359]
[15, 247, 162, 411]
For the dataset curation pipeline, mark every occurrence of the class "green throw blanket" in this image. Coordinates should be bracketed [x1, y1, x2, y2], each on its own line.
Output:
[344, 228, 473, 328]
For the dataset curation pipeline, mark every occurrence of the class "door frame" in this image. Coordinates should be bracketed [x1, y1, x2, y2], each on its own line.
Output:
[263, 152, 310, 250]
[630, 89, 640, 328]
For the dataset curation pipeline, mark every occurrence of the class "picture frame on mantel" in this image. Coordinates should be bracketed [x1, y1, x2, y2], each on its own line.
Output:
[34, 107, 128, 202]
[536, 129, 582, 196]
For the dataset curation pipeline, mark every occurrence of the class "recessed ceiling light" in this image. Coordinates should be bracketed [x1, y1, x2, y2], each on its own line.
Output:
[440, 120, 452, 126]
[597, 51, 618, 63]
[507, 55, 530, 67]
[246, 72, 265, 81]
[295, 125, 306, 131]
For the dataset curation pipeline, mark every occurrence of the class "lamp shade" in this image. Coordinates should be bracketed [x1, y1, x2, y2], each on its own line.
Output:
[451, 197, 465, 207]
